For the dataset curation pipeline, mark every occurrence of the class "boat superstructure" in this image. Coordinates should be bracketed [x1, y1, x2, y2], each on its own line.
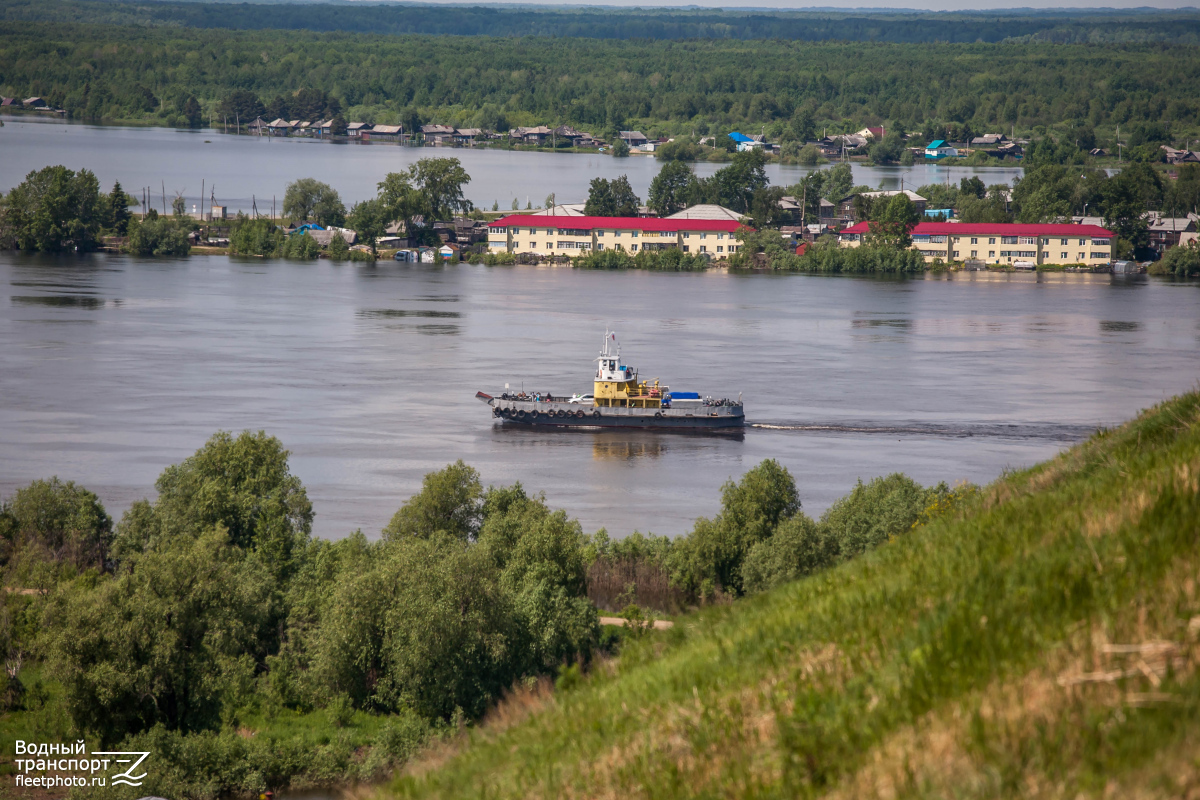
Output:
[476, 331, 744, 430]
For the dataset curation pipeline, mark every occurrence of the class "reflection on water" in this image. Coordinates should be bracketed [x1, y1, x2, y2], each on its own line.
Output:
[12, 295, 119, 309]
[1, 253, 1198, 539]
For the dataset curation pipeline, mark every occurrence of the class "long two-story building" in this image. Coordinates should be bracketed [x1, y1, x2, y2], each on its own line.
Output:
[837, 222, 1114, 267]
[488, 215, 746, 258]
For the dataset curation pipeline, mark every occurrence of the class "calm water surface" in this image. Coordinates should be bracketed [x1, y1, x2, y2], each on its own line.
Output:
[2, 254, 1197, 539]
[0, 116, 1025, 213]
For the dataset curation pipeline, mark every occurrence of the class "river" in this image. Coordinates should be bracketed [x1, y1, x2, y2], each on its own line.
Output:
[0, 116, 1026, 214]
[2, 253, 1197, 539]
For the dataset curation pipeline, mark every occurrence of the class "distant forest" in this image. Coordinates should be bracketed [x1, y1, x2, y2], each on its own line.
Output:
[5, 0, 1200, 44]
[1, 2, 1199, 139]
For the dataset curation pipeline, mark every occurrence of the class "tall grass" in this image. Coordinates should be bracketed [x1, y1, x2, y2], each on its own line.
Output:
[386, 391, 1200, 800]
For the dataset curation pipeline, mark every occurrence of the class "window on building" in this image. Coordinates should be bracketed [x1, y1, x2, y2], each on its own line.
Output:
[1001, 236, 1018, 244]
[682, 232, 690, 238]
[717, 245, 724, 253]
[700, 232, 708, 239]
[597, 243, 604, 251]
[1060, 238, 1068, 245]
[1092, 238, 1111, 246]
[700, 245, 707, 253]
[970, 237, 978, 245]
[1091, 252, 1107, 259]
[989, 238, 996, 244]
[930, 235, 946, 243]
[1061, 252, 1068, 259]
[718, 233, 725, 240]
[970, 250, 977, 257]
[631, 231, 639, 238]
[682, 245, 690, 252]
[1019, 237, 1036, 245]
[953, 251, 960, 258]
[631, 244, 638, 251]
[989, 250, 995, 257]
[1078, 252, 1085, 260]
[1078, 238, 1086, 245]
[596, 230, 604, 237]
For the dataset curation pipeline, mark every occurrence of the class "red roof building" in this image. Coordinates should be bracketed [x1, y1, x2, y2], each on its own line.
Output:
[488, 215, 748, 258]
[837, 222, 1115, 267]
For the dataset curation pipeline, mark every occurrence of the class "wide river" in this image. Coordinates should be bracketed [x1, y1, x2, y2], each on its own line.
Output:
[2, 253, 1197, 539]
[0, 116, 1026, 213]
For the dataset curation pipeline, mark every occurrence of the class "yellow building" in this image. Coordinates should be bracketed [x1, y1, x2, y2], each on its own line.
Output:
[837, 222, 1114, 267]
[487, 215, 745, 258]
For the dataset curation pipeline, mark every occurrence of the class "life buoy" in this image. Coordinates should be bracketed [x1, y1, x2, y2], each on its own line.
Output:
[517, 409, 527, 418]
[575, 410, 585, 419]
[592, 410, 601, 418]
[654, 412, 663, 419]
[556, 409, 566, 418]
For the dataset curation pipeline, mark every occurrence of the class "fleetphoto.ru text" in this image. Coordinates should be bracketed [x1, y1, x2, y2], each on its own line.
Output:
[13, 740, 149, 789]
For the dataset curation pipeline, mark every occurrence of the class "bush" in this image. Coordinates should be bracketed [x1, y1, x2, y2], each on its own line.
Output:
[228, 215, 284, 257]
[328, 232, 350, 261]
[279, 232, 322, 260]
[1149, 241, 1200, 276]
[574, 248, 708, 271]
[125, 216, 191, 256]
[741, 513, 837, 594]
[820, 473, 929, 559]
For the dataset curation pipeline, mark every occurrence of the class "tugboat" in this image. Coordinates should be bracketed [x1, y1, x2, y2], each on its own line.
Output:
[476, 332, 745, 430]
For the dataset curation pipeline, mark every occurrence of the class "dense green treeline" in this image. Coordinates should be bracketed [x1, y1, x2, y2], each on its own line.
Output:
[0, 429, 965, 797]
[6, 0, 1200, 45]
[2, 20, 1199, 137]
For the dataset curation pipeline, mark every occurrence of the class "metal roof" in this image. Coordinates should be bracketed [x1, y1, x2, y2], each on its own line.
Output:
[840, 222, 1114, 236]
[489, 215, 746, 233]
[926, 139, 947, 149]
[728, 132, 754, 143]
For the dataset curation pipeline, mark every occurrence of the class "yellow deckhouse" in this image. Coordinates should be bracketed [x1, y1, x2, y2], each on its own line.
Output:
[593, 331, 665, 409]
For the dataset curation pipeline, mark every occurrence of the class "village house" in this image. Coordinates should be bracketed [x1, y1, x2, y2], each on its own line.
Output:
[268, 118, 294, 136]
[618, 131, 649, 147]
[363, 124, 401, 141]
[23, 97, 47, 108]
[420, 124, 455, 144]
[838, 221, 1113, 267]
[1147, 216, 1197, 254]
[1163, 146, 1200, 165]
[835, 190, 927, 222]
[511, 126, 552, 144]
[854, 126, 886, 141]
[488, 214, 746, 258]
[924, 139, 959, 159]
[347, 122, 372, 138]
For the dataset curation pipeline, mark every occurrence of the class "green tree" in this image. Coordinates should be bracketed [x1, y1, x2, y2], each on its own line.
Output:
[741, 512, 837, 595]
[382, 461, 483, 542]
[329, 114, 347, 136]
[283, 178, 346, 227]
[1101, 163, 1162, 256]
[408, 157, 472, 221]
[125, 216, 191, 256]
[0, 477, 113, 577]
[1012, 165, 1075, 223]
[647, 161, 695, 216]
[868, 132, 904, 165]
[42, 529, 270, 743]
[822, 162, 854, 202]
[183, 95, 202, 127]
[820, 473, 929, 559]
[707, 149, 769, 213]
[1, 165, 102, 252]
[104, 180, 133, 235]
[668, 459, 800, 598]
[584, 177, 616, 216]
[112, 430, 312, 569]
[866, 193, 921, 249]
[790, 107, 816, 142]
[217, 89, 264, 123]
[328, 231, 350, 261]
[348, 198, 388, 255]
[611, 140, 630, 158]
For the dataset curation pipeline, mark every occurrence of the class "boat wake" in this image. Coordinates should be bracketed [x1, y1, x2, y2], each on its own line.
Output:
[749, 421, 1098, 442]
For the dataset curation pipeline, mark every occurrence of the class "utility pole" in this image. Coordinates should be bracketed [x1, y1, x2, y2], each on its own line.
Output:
[162, 181, 166, 215]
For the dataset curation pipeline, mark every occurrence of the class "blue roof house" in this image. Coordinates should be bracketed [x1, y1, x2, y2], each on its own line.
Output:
[924, 139, 959, 160]
[728, 132, 762, 152]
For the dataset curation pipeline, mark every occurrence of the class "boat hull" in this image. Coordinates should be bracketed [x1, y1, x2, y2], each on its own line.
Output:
[483, 397, 744, 430]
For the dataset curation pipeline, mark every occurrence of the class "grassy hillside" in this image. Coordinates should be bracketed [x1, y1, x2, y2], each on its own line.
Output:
[387, 391, 1200, 800]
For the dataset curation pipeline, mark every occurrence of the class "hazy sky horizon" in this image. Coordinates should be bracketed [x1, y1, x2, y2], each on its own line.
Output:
[357, 1, 1200, 11]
